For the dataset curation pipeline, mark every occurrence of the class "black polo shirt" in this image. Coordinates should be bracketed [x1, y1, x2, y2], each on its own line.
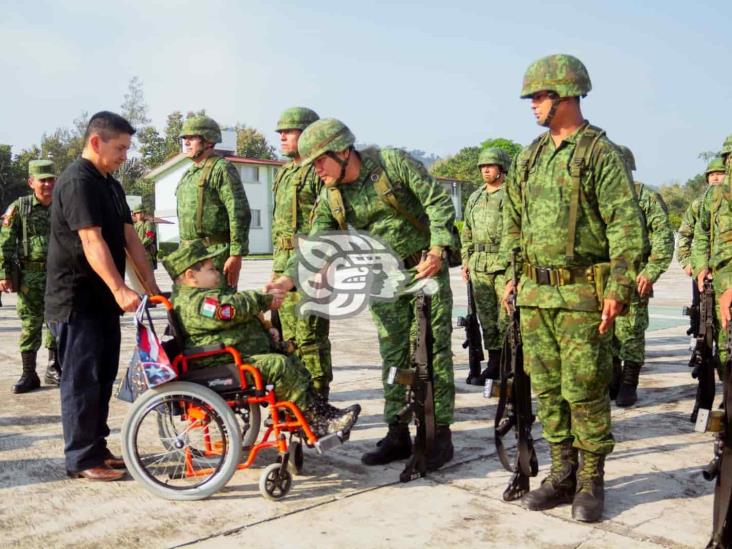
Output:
[45, 158, 132, 321]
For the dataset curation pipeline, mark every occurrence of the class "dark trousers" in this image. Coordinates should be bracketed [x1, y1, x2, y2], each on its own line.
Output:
[51, 312, 121, 472]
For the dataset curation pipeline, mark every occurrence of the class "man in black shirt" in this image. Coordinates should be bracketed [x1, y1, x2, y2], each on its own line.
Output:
[46, 111, 160, 481]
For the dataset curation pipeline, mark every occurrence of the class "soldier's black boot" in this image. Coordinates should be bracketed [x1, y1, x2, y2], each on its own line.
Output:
[522, 440, 577, 510]
[13, 352, 40, 394]
[44, 349, 61, 387]
[609, 357, 622, 400]
[425, 425, 454, 471]
[572, 451, 605, 522]
[480, 349, 502, 382]
[361, 422, 412, 465]
[616, 361, 642, 407]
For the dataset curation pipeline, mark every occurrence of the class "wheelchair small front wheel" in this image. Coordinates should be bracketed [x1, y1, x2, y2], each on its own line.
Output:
[259, 462, 293, 501]
[287, 441, 304, 476]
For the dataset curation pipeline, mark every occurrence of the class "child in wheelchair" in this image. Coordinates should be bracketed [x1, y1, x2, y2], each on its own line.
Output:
[162, 239, 360, 439]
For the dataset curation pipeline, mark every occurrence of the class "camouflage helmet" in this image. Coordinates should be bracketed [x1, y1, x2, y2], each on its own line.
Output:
[521, 54, 592, 99]
[721, 134, 732, 158]
[477, 147, 512, 172]
[617, 145, 636, 172]
[706, 156, 726, 175]
[276, 107, 320, 132]
[178, 115, 222, 144]
[298, 118, 356, 165]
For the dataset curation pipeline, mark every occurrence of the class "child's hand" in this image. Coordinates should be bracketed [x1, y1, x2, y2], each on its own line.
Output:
[269, 328, 281, 343]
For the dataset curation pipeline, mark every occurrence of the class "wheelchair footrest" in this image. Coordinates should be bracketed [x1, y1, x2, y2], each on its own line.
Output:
[314, 431, 345, 454]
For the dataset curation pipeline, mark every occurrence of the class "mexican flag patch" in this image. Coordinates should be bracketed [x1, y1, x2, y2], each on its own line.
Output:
[200, 296, 219, 318]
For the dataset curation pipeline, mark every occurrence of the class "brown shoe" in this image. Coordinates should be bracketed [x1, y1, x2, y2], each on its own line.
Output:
[67, 465, 125, 481]
[104, 455, 126, 469]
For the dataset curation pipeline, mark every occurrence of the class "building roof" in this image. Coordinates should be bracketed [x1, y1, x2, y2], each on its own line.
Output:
[145, 153, 285, 181]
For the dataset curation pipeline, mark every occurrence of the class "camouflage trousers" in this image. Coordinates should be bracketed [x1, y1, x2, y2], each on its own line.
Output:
[17, 271, 55, 353]
[521, 306, 614, 455]
[249, 353, 312, 410]
[713, 279, 729, 379]
[472, 270, 508, 350]
[612, 296, 649, 364]
[278, 290, 332, 393]
[370, 264, 455, 426]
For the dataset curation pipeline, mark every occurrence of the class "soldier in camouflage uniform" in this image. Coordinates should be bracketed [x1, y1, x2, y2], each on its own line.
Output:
[163, 239, 360, 438]
[461, 147, 512, 385]
[692, 135, 732, 376]
[501, 54, 644, 522]
[610, 145, 674, 407]
[271, 107, 332, 397]
[176, 115, 251, 287]
[132, 205, 157, 270]
[0, 160, 60, 393]
[267, 118, 458, 471]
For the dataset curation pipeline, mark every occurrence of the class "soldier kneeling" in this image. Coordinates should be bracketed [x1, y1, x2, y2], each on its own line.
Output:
[163, 239, 360, 438]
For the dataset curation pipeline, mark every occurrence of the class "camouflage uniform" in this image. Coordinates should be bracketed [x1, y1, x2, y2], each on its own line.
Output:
[176, 116, 251, 272]
[133, 213, 157, 269]
[272, 108, 332, 395]
[677, 197, 702, 270]
[0, 160, 59, 393]
[613, 182, 673, 365]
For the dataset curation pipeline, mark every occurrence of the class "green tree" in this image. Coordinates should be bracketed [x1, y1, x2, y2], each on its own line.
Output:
[0, 145, 29, 211]
[236, 125, 276, 159]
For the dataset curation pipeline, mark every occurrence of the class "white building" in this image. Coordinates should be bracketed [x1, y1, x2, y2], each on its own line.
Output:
[147, 152, 284, 254]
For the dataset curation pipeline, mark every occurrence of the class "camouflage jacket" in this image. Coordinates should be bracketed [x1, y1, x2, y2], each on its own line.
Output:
[676, 196, 702, 269]
[635, 182, 674, 283]
[501, 122, 645, 310]
[176, 156, 251, 256]
[271, 161, 323, 273]
[0, 195, 51, 279]
[284, 148, 456, 279]
[171, 284, 274, 364]
[134, 219, 156, 262]
[461, 185, 505, 273]
[691, 184, 732, 290]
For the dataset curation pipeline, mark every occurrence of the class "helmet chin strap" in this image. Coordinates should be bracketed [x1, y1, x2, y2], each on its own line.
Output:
[539, 92, 562, 127]
[191, 140, 213, 161]
[326, 148, 352, 184]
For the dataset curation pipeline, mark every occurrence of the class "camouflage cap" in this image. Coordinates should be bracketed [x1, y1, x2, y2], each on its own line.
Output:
[706, 156, 726, 175]
[163, 239, 226, 279]
[298, 118, 356, 166]
[477, 147, 512, 171]
[131, 204, 145, 214]
[179, 115, 222, 144]
[28, 159, 56, 180]
[521, 54, 592, 99]
[617, 145, 636, 172]
[276, 107, 320, 132]
[721, 134, 732, 157]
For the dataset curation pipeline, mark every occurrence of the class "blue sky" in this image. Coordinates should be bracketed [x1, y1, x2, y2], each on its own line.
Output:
[1, 0, 730, 185]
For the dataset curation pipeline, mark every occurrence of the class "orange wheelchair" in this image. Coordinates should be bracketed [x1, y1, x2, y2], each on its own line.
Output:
[120, 295, 346, 501]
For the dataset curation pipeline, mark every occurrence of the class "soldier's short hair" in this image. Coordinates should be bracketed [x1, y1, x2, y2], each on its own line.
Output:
[84, 111, 136, 142]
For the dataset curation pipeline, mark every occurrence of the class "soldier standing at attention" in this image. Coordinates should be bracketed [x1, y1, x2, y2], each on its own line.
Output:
[271, 107, 332, 398]
[176, 115, 251, 287]
[131, 205, 157, 270]
[501, 54, 644, 522]
[0, 160, 60, 393]
[610, 145, 673, 407]
[692, 135, 732, 376]
[461, 147, 512, 385]
[266, 118, 458, 471]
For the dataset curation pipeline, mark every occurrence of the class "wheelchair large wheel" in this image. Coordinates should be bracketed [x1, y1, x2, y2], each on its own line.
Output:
[122, 381, 242, 501]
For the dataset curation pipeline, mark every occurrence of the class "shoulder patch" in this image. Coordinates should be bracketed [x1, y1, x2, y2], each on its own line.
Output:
[216, 303, 236, 321]
[1, 205, 16, 226]
[200, 296, 219, 318]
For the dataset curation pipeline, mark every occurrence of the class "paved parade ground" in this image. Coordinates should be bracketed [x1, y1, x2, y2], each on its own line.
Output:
[0, 259, 720, 548]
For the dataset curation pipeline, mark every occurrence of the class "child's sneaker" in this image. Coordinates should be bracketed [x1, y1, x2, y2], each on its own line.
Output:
[304, 399, 361, 438]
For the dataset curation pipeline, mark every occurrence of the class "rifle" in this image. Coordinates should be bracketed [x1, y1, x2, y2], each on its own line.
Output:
[682, 279, 701, 339]
[494, 247, 538, 501]
[458, 278, 485, 385]
[690, 279, 717, 426]
[704, 317, 732, 549]
[389, 289, 435, 482]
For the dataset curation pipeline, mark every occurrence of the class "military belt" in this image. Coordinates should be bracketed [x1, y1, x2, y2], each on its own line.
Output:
[20, 260, 46, 272]
[275, 235, 295, 251]
[474, 243, 500, 253]
[523, 263, 593, 287]
[181, 235, 228, 247]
